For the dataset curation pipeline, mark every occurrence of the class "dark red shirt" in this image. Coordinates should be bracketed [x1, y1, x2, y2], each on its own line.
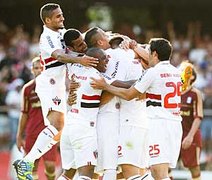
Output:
[180, 87, 203, 146]
[21, 80, 45, 138]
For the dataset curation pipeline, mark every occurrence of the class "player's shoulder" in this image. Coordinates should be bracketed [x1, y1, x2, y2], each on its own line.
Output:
[23, 80, 35, 92]
[191, 87, 202, 97]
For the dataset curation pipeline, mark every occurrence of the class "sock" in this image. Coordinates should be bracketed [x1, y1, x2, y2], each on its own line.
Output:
[127, 174, 149, 180]
[102, 169, 116, 180]
[44, 169, 56, 180]
[76, 176, 91, 180]
[192, 176, 201, 180]
[24, 125, 58, 162]
[57, 174, 71, 180]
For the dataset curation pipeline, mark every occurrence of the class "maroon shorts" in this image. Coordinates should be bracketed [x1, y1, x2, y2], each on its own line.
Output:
[25, 136, 57, 162]
[180, 144, 201, 168]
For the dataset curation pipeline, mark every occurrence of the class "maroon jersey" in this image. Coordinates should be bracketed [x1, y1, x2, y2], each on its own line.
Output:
[21, 80, 45, 138]
[180, 87, 203, 147]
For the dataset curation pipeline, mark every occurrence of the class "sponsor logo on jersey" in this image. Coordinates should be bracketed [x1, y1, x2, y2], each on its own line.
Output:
[46, 36, 54, 48]
[52, 96, 61, 105]
[111, 61, 120, 78]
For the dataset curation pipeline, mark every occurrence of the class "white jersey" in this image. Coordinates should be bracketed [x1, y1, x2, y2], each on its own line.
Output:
[134, 61, 182, 121]
[67, 64, 112, 126]
[98, 48, 134, 113]
[39, 25, 66, 76]
[119, 57, 148, 129]
[35, 26, 67, 122]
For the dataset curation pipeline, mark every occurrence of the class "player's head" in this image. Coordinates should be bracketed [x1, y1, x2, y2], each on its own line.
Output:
[180, 61, 197, 92]
[40, 3, 64, 30]
[84, 27, 110, 50]
[109, 36, 124, 49]
[64, 29, 87, 53]
[148, 38, 172, 66]
[86, 48, 109, 73]
[31, 57, 43, 77]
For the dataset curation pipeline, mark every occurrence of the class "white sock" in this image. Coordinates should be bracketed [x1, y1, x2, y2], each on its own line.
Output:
[24, 125, 58, 162]
[57, 174, 71, 180]
[127, 174, 149, 180]
[102, 169, 116, 180]
[76, 176, 91, 180]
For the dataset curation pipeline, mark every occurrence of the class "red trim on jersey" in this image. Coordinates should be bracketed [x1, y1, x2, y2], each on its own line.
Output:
[71, 108, 79, 113]
[82, 94, 101, 101]
[146, 93, 161, 100]
[44, 57, 57, 64]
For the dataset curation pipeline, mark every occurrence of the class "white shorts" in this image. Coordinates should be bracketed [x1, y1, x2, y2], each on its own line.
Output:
[96, 111, 120, 172]
[118, 125, 149, 168]
[35, 67, 66, 125]
[60, 123, 98, 170]
[148, 118, 182, 168]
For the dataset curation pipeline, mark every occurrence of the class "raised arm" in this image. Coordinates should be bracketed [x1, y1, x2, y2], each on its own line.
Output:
[52, 49, 98, 67]
[90, 77, 140, 101]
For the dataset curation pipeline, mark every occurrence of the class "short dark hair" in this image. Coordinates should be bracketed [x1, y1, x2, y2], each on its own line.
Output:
[84, 27, 99, 48]
[86, 47, 104, 60]
[64, 29, 81, 47]
[40, 3, 60, 23]
[149, 38, 172, 61]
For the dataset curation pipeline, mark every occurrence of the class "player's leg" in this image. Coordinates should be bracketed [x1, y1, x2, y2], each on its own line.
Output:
[189, 166, 201, 180]
[76, 165, 95, 180]
[118, 126, 149, 180]
[32, 160, 39, 180]
[43, 144, 58, 180]
[150, 163, 170, 180]
[97, 112, 119, 180]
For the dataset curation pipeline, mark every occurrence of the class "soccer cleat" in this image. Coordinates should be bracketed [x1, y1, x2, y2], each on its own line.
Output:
[13, 159, 34, 180]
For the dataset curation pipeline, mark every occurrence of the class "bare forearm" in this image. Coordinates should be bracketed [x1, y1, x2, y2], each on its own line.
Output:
[17, 113, 28, 137]
[112, 80, 136, 88]
[52, 50, 81, 64]
[104, 84, 133, 100]
[187, 118, 201, 138]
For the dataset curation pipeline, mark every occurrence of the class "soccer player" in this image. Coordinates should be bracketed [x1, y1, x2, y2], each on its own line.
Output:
[15, 57, 58, 180]
[58, 47, 110, 180]
[91, 38, 183, 180]
[13, 3, 98, 180]
[85, 27, 149, 180]
[180, 61, 203, 180]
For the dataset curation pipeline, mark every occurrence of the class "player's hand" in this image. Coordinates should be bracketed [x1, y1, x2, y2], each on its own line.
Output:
[16, 135, 25, 152]
[90, 77, 107, 90]
[135, 93, 146, 101]
[69, 75, 80, 91]
[79, 55, 98, 67]
[182, 135, 193, 149]
[119, 39, 130, 50]
[129, 39, 138, 50]
[67, 91, 77, 106]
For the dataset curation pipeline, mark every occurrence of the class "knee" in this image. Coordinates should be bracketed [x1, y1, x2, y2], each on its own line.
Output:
[44, 161, 56, 179]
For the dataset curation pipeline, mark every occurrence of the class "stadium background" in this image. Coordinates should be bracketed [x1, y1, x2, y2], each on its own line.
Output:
[0, 0, 212, 179]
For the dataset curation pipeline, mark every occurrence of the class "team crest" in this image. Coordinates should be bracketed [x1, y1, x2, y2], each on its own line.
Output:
[50, 78, 55, 85]
[52, 96, 61, 105]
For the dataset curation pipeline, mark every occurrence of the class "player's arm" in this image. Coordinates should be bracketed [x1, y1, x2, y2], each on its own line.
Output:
[16, 86, 28, 152]
[182, 88, 203, 149]
[100, 80, 136, 105]
[52, 49, 98, 67]
[91, 77, 140, 101]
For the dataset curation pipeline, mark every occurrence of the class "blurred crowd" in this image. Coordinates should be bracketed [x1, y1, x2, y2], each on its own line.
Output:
[0, 20, 212, 169]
